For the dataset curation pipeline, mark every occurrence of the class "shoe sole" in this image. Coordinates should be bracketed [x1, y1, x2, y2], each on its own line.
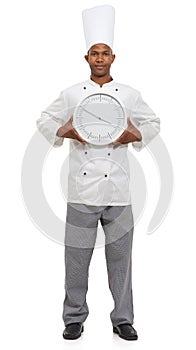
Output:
[113, 326, 138, 341]
[63, 326, 84, 340]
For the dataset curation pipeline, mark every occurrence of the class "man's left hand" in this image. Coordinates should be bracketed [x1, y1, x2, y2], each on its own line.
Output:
[109, 118, 142, 149]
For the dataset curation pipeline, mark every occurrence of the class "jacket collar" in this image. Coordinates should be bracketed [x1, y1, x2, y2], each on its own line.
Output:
[87, 78, 115, 88]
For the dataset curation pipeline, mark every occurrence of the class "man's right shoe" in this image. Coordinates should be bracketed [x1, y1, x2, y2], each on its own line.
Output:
[63, 322, 84, 340]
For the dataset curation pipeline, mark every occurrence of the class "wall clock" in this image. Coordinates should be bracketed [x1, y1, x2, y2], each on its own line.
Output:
[73, 93, 127, 145]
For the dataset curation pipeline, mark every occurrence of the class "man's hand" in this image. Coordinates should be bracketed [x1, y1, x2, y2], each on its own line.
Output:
[56, 115, 87, 143]
[110, 118, 142, 149]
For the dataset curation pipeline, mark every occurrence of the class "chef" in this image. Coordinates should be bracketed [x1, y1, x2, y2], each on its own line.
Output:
[36, 4, 160, 341]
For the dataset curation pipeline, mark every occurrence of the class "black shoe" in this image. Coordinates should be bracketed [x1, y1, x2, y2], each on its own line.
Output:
[113, 323, 138, 341]
[63, 322, 84, 340]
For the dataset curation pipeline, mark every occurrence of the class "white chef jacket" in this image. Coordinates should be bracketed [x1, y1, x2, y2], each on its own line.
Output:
[36, 78, 160, 206]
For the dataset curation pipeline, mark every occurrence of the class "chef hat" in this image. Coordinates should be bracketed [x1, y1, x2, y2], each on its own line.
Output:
[82, 5, 115, 52]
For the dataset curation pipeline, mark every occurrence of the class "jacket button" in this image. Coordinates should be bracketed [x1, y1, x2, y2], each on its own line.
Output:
[108, 153, 110, 156]
[115, 88, 118, 91]
[84, 172, 87, 175]
[83, 86, 86, 89]
[105, 174, 107, 177]
[85, 151, 87, 154]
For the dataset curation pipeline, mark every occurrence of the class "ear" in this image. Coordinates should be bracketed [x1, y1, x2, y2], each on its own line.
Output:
[111, 54, 116, 64]
[84, 55, 89, 63]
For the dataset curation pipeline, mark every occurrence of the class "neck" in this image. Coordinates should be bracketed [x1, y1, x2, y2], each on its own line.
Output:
[90, 73, 113, 87]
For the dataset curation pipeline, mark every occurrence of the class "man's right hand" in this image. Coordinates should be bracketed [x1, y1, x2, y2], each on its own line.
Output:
[56, 115, 87, 143]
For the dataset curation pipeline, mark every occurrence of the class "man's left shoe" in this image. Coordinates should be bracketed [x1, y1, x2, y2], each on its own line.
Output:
[113, 323, 138, 340]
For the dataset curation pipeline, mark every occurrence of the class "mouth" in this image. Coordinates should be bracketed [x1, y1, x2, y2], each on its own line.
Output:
[95, 65, 106, 70]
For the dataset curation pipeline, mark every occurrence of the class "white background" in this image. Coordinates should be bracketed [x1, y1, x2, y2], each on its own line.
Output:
[1, 0, 196, 349]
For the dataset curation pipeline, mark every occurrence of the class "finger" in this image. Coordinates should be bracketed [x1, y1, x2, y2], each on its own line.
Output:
[69, 115, 74, 125]
[113, 141, 121, 149]
[73, 129, 86, 143]
[80, 138, 87, 143]
[114, 137, 120, 143]
[127, 117, 132, 126]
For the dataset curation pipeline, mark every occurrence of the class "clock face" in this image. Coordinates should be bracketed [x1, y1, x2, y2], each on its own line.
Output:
[73, 93, 126, 145]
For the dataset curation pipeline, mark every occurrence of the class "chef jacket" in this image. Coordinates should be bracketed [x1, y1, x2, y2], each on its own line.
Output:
[36, 78, 160, 206]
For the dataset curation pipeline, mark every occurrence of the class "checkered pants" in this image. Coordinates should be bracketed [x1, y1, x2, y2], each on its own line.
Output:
[62, 202, 135, 327]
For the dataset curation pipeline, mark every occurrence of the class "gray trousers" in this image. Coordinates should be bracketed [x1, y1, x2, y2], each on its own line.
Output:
[62, 202, 135, 327]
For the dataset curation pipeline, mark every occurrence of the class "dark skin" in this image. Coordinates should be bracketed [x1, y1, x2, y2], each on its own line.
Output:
[56, 43, 142, 147]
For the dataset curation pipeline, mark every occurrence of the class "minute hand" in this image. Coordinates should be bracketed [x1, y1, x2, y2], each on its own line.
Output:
[81, 107, 113, 125]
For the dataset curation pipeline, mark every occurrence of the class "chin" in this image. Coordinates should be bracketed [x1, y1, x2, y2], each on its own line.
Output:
[94, 71, 107, 77]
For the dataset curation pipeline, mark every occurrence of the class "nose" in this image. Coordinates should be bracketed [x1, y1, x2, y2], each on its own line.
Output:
[96, 54, 104, 62]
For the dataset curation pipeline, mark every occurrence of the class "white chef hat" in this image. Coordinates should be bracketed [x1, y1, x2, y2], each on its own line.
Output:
[82, 5, 115, 52]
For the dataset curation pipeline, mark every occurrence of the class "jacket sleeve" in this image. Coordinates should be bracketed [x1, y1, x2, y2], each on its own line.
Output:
[130, 93, 160, 151]
[36, 91, 69, 147]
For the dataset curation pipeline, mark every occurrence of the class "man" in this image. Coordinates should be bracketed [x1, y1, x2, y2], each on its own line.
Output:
[36, 5, 160, 341]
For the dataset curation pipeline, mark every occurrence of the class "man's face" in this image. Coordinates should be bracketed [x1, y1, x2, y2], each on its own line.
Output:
[85, 43, 115, 77]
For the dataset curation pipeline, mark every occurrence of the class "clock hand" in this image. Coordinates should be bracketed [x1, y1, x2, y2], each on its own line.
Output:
[78, 106, 126, 131]
[81, 107, 112, 125]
